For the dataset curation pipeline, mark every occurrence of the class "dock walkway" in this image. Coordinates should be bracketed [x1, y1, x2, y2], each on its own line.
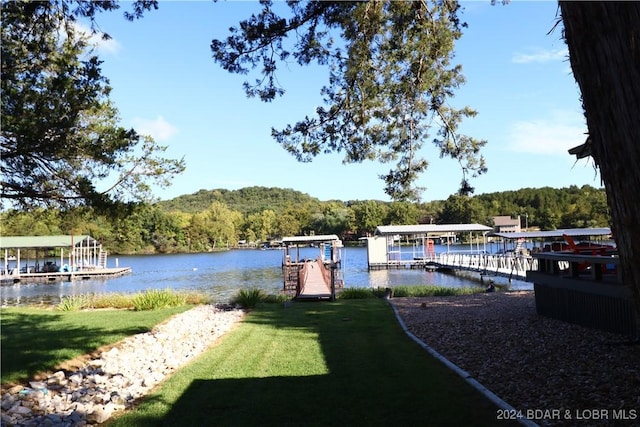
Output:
[298, 260, 332, 299]
[369, 252, 537, 281]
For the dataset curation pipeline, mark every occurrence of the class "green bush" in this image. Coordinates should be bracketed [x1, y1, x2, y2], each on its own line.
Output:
[380, 285, 483, 297]
[57, 294, 90, 311]
[132, 289, 187, 311]
[91, 293, 134, 309]
[231, 288, 266, 308]
[262, 293, 291, 304]
[338, 288, 376, 299]
[55, 290, 203, 311]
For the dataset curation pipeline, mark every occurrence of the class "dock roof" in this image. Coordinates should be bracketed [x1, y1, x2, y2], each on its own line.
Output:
[0, 235, 98, 250]
[282, 234, 341, 244]
[492, 227, 612, 240]
[374, 224, 493, 236]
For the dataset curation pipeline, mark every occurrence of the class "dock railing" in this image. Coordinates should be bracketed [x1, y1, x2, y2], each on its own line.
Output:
[436, 252, 538, 281]
[527, 252, 636, 337]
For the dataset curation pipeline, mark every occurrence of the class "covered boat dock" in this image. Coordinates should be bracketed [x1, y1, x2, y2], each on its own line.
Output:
[0, 235, 130, 284]
[365, 223, 493, 270]
[281, 234, 344, 300]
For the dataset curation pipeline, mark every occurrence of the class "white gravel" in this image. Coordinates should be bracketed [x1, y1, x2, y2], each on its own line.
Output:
[1, 305, 245, 426]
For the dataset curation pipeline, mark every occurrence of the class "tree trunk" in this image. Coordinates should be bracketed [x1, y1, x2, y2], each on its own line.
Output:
[559, 1, 640, 331]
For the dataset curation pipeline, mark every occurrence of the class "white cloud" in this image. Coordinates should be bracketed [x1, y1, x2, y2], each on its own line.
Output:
[131, 116, 179, 141]
[72, 21, 121, 55]
[507, 110, 587, 155]
[512, 47, 567, 64]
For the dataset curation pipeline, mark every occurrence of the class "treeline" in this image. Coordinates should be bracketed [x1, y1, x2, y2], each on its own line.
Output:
[0, 185, 610, 254]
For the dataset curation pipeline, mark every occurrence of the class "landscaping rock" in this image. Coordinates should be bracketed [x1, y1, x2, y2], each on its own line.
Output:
[0, 305, 244, 426]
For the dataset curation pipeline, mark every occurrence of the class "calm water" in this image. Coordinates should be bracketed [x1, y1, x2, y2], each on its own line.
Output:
[1, 245, 531, 306]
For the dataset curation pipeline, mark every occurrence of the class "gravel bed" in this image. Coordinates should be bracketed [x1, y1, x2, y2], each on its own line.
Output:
[1, 305, 245, 426]
[391, 291, 640, 427]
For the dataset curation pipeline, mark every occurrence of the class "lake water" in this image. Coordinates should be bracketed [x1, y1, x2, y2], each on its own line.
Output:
[0, 245, 532, 306]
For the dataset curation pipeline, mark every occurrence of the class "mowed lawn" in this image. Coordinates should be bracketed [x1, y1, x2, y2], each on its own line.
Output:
[1, 306, 190, 385]
[107, 299, 511, 427]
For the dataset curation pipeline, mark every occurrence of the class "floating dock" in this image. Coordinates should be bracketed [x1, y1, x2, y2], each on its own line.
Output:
[1, 267, 132, 285]
[281, 234, 344, 300]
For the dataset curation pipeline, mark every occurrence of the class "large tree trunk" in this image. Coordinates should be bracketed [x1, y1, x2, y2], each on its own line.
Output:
[559, 1, 640, 332]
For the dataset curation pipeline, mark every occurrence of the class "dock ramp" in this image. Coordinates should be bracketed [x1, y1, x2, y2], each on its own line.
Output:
[298, 259, 332, 299]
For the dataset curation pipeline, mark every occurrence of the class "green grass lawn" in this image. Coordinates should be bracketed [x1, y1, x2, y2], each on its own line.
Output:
[1, 306, 190, 385]
[107, 299, 511, 427]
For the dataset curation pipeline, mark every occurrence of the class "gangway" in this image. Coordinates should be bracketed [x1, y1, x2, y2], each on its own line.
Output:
[281, 234, 344, 300]
[434, 252, 537, 281]
[297, 258, 333, 299]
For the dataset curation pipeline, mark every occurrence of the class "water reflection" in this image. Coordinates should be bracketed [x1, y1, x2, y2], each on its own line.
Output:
[1, 246, 531, 306]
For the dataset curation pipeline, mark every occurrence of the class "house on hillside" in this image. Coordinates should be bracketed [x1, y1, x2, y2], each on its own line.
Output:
[492, 215, 521, 234]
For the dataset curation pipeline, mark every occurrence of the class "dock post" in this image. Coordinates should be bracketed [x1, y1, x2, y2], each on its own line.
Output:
[330, 263, 336, 301]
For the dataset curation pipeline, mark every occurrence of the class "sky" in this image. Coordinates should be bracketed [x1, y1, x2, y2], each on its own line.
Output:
[88, 0, 601, 203]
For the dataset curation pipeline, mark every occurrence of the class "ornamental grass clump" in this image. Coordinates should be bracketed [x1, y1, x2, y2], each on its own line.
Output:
[262, 293, 291, 304]
[132, 289, 187, 311]
[231, 288, 266, 309]
[57, 294, 91, 311]
[386, 285, 483, 297]
[91, 293, 134, 309]
[338, 288, 376, 299]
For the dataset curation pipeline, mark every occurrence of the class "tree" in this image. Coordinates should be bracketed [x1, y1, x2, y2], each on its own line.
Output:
[559, 2, 640, 325]
[211, 0, 487, 202]
[351, 200, 388, 237]
[440, 194, 485, 224]
[1, 1, 183, 210]
[385, 201, 419, 226]
[205, 201, 242, 248]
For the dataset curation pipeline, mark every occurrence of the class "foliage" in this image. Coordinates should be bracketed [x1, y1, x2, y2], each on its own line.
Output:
[89, 293, 136, 309]
[57, 295, 91, 312]
[54, 291, 209, 311]
[1, 1, 183, 210]
[337, 288, 378, 299]
[211, 1, 487, 202]
[156, 186, 323, 216]
[56, 289, 211, 311]
[231, 288, 267, 309]
[261, 293, 292, 304]
[131, 289, 188, 311]
[440, 194, 488, 224]
[339, 286, 484, 299]
[0, 185, 610, 254]
[383, 285, 484, 297]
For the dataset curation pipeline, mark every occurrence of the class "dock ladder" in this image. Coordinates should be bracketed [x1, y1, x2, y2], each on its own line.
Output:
[97, 250, 108, 269]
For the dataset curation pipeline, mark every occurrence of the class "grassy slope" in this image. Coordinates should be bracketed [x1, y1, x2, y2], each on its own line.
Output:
[108, 299, 510, 427]
[1, 306, 189, 385]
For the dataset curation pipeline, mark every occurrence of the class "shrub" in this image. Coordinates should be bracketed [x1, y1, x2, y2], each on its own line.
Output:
[57, 295, 90, 311]
[132, 289, 187, 311]
[379, 285, 483, 297]
[183, 292, 211, 305]
[231, 288, 266, 309]
[91, 293, 134, 309]
[338, 288, 376, 299]
[262, 293, 291, 304]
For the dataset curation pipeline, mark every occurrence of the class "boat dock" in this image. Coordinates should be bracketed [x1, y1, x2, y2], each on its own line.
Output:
[1, 267, 132, 285]
[281, 234, 344, 300]
[1, 235, 131, 285]
[364, 226, 615, 282]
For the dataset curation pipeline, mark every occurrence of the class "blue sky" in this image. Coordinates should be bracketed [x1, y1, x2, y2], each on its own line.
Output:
[88, 1, 600, 203]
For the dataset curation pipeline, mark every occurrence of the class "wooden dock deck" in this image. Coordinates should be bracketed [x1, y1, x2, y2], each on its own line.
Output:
[298, 260, 332, 299]
[0, 267, 132, 285]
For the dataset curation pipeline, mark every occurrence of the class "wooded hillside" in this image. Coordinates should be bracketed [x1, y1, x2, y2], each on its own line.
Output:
[1, 185, 609, 254]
